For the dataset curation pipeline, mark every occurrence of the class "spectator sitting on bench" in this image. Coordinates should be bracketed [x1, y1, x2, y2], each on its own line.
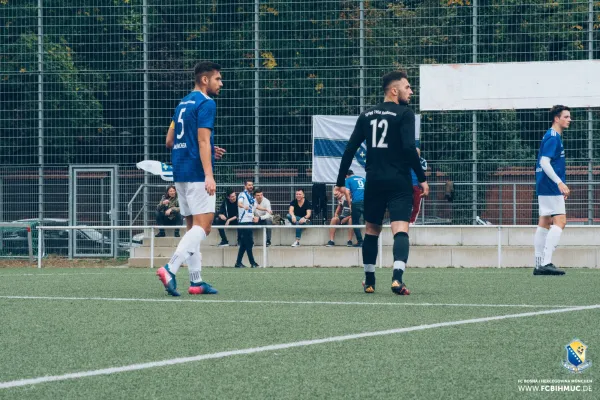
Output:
[155, 185, 182, 237]
[215, 189, 239, 247]
[326, 190, 353, 247]
[287, 188, 312, 247]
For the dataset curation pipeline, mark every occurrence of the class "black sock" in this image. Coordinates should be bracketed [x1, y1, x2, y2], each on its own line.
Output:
[362, 234, 379, 265]
[393, 232, 409, 282]
[392, 269, 404, 283]
[365, 271, 375, 286]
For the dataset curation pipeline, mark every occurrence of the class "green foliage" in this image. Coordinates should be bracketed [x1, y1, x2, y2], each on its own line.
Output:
[0, 0, 597, 177]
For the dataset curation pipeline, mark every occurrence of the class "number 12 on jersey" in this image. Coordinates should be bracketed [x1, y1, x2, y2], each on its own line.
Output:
[370, 119, 388, 148]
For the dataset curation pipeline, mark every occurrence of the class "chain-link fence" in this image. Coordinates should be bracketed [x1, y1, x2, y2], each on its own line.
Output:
[1, 0, 599, 239]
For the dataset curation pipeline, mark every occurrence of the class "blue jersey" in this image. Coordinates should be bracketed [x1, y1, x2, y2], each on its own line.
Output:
[536, 128, 565, 196]
[171, 91, 216, 182]
[345, 175, 365, 202]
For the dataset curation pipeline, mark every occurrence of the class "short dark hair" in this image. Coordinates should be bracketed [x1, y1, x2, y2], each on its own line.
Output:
[254, 188, 263, 195]
[382, 70, 408, 93]
[194, 61, 221, 85]
[549, 105, 570, 122]
[296, 188, 305, 194]
[225, 189, 235, 197]
[346, 169, 354, 176]
[243, 179, 253, 186]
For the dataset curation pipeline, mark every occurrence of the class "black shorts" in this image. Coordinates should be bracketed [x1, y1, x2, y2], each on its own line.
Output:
[364, 181, 413, 225]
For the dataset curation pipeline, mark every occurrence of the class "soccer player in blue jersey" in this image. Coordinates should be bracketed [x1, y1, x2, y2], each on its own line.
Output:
[533, 105, 571, 276]
[344, 170, 365, 247]
[156, 61, 224, 296]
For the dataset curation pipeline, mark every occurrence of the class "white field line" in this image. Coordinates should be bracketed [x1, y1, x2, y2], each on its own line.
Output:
[0, 304, 599, 390]
[0, 295, 585, 309]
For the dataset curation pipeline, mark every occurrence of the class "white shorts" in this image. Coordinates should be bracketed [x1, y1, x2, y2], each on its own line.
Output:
[538, 195, 566, 216]
[175, 182, 216, 216]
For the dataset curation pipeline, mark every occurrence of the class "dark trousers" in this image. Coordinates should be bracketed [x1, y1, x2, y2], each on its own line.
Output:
[214, 217, 239, 243]
[351, 201, 364, 242]
[155, 211, 182, 235]
[236, 223, 256, 265]
[255, 218, 272, 242]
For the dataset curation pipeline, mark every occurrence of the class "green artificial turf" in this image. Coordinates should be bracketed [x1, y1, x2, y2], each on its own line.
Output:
[0, 267, 598, 399]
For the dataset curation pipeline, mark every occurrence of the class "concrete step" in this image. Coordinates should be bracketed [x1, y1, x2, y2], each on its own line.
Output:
[128, 245, 600, 268]
[138, 226, 600, 248]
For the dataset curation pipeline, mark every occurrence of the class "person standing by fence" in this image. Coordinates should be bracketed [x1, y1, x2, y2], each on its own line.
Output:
[235, 180, 259, 268]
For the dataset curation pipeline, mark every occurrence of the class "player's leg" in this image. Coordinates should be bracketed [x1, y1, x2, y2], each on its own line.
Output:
[534, 215, 551, 269]
[388, 189, 413, 295]
[536, 196, 566, 275]
[157, 182, 216, 295]
[327, 217, 340, 245]
[409, 185, 422, 224]
[351, 201, 364, 246]
[361, 183, 386, 293]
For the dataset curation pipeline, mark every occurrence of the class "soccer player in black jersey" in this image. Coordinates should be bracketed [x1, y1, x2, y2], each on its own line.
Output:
[334, 71, 429, 295]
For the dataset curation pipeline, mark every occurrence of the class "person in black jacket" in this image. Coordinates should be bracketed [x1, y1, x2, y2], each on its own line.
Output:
[214, 189, 239, 246]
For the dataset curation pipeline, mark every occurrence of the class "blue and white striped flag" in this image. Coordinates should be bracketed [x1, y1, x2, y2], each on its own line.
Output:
[311, 114, 420, 183]
[136, 160, 173, 182]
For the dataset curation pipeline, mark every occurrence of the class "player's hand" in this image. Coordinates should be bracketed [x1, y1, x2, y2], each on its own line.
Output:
[214, 146, 226, 160]
[333, 186, 345, 198]
[225, 220, 230, 226]
[165, 209, 172, 216]
[299, 217, 306, 224]
[420, 181, 430, 197]
[205, 176, 216, 195]
[291, 216, 297, 224]
[219, 215, 226, 221]
[162, 200, 169, 205]
[558, 182, 570, 199]
[253, 217, 259, 223]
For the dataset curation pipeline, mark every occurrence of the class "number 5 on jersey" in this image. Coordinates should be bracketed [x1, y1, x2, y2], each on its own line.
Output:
[370, 119, 388, 148]
[176, 108, 186, 139]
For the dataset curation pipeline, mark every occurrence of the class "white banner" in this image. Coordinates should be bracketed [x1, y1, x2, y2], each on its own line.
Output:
[311, 114, 420, 183]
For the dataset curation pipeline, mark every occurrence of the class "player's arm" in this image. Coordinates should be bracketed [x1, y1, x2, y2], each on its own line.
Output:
[196, 101, 217, 195]
[399, 111, 429, 196]
[166, 121, 175, 149]
[335, 117, 365, 194]
[197, 127, 215, 193]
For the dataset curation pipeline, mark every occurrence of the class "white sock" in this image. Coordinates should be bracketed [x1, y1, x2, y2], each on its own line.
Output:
[364, 264, 375, 273]
[393, 261, 406, 271]
[543, 225, 563, 266]
[167, 226, 206, 275]
[534, 227, 549, 268]
[188, 247, 202, 284]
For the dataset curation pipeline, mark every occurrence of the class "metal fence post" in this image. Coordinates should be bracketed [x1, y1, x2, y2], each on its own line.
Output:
[262, 226, 267, 267]
[27, 226, 33, 263]
[150, 227, 154, 269]
[497, 225, 502, 268]
[37, 227, 43, 269]
[38, 0, 44, 224]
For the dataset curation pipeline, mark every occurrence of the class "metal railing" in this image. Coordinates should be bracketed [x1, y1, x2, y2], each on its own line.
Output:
[37, 224, 600, 270]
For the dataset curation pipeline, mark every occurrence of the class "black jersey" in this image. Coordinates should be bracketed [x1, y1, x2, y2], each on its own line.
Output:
[336, 102, 426, 187]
